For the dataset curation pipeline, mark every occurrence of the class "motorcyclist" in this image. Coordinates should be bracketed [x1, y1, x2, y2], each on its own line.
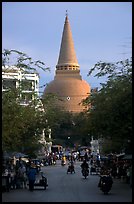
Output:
[81, 159, 89, 174]
[67, 160, 75, 173]
[61, 155, 66, 166]
[98, 170, 113, 194]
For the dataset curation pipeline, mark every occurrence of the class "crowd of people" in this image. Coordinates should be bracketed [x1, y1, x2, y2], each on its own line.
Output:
[2, 157, 41, 191]
[2, 150, 132, 192]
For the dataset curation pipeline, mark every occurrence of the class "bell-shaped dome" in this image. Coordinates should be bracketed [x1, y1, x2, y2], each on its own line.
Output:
[44, 78, 90, 113]
[44, 78, 90, 96]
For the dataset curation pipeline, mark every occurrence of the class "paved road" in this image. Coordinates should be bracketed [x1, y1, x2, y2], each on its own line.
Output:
[2, 160, 132, 202]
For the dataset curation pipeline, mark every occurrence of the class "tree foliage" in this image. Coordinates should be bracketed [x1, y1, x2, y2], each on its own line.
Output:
[42, 94, 74, 146]
[2, 49, 49, 155]
[2, 49, 50, 73]
[85, 58, 132, 153]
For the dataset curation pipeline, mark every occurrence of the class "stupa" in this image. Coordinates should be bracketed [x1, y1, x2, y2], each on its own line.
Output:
[43, 13, 91, 113]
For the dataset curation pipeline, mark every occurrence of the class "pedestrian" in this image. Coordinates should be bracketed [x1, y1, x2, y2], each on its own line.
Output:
[84, 151, 89, 161]
[27, 163, 37, 191]
[96, 153, 101, 167]
[18, 164, 27, 188]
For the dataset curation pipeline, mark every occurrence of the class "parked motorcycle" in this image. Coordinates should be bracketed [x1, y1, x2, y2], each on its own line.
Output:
[98, 175, 113, 194]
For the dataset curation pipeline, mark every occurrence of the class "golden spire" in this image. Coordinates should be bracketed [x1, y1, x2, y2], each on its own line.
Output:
[56, 13, 79, 70]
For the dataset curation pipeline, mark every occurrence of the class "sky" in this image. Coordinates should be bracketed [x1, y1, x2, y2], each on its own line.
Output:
[2, 2, 132, 96]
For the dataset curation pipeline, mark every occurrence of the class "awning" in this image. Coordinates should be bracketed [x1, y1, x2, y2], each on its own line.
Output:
[116, 153, 125, 158]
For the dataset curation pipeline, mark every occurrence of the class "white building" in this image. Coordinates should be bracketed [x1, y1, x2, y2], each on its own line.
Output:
[2, 65, 39, 105]
[38, 107, 53, 155]
[38, 128, 52, 158]
[90, 136, 100, 155]
[2, 65, 52, 155]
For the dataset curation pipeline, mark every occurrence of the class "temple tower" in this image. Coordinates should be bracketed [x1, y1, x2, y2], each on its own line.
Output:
[43, 13, 91, 113]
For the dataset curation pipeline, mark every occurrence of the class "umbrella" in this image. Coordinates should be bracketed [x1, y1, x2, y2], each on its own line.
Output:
[12, 152, 28, 158]
[100, 156, 109, 161]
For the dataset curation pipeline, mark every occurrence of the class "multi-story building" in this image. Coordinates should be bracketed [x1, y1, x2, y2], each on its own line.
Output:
[2, 65, 52, 154]
[2, 65, 39, 105]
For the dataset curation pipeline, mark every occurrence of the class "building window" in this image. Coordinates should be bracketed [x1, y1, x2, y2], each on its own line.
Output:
[2, 79, 16, 90]
[21, 80, 34, 91]
[21, 93, 33, 102]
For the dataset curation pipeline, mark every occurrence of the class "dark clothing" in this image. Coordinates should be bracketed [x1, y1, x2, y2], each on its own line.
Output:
[84, 152, 89, 161]
[81, 161, 89, 169]
[68, 161, 74, 171]
[81, 161, 89, 175]
[29, 179, 35, 191]
[98, 175, 113, 188]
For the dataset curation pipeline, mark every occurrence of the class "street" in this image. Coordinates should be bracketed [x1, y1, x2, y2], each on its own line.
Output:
[2, 160, 132, 202]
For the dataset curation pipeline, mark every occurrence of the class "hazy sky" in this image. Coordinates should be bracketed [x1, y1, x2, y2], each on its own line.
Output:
[2, 2, 132, 95]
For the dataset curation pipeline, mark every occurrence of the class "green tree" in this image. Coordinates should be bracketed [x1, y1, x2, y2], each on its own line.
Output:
[2, 89, 45, 155]
[42, 94, 74, 146]
[2, 49, 50, 73]
[84, 58, 132, 153]
[2, 49, 49, 155]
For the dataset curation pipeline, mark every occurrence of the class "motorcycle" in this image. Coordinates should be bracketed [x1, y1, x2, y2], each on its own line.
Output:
[53, 159, 56, 165]
[98, 175, 113, 194]
[67, 162, 75, 174]
[61, 159, 66, 166]
[33, 172, 48, 190]
[81, 167, 89, 179]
